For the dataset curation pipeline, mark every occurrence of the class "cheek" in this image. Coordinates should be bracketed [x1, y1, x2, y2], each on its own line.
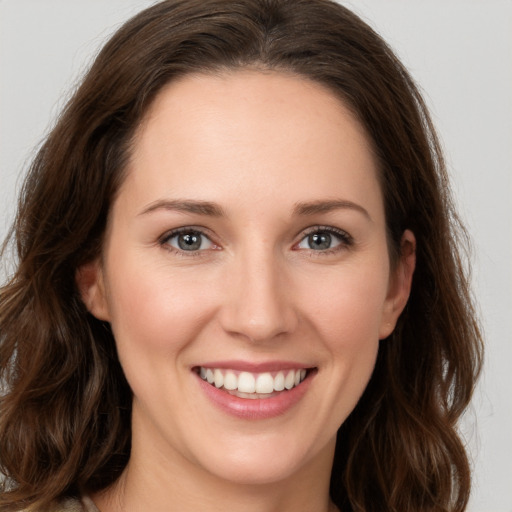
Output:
[103, 261, 222, 411]
[290, 262, 388, 435]
[302, 259, 390, 349]
[105, 260, 218, 357]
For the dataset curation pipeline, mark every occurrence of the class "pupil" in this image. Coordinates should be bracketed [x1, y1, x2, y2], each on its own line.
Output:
[309, 232, 331, 250]
[178, 233, 201, 251]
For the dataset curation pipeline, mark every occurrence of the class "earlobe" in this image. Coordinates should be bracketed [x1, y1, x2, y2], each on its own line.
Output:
[379, 229, 416, 339]
[75, 260, 111, 321]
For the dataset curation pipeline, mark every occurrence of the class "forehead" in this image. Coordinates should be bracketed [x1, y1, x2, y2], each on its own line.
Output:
[136, 69, 370, 154]
[120, 70, 383, 221]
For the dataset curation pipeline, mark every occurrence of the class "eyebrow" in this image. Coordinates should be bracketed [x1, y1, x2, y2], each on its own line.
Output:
[138, 199, 226, 217]
[138, 198, 370, 220]
[293, 199, 371, 220]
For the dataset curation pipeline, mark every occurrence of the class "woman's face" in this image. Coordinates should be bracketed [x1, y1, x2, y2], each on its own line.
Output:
[81, 70, 414, 487]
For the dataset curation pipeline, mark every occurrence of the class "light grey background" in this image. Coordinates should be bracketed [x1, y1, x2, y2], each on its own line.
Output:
[1, 1, 511, 510]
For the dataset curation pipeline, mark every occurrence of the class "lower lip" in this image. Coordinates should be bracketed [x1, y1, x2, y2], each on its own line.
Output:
[195, 371, 314, 420]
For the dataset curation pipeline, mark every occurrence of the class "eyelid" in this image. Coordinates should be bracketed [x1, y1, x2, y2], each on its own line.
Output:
[159, 226, 220, 254]
[300, 225, 352, 239]
[157, 224, 353, 256]
[294, 225, 354, 252]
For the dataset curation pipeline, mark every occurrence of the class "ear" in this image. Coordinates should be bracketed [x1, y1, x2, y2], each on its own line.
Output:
[379, 229, 416, 339]
[75, 259, 111, 321]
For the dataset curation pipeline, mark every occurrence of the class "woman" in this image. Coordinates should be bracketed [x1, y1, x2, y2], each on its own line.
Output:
[0, 1, 483, 511]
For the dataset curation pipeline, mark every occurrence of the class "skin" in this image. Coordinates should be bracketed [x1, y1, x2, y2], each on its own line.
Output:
[78, 70, 415, 512]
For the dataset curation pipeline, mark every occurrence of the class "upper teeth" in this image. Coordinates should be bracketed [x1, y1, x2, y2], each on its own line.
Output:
[199, 367, 307, 394]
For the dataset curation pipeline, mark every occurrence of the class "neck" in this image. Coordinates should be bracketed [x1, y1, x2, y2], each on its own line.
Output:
[92, 431, 338, 512]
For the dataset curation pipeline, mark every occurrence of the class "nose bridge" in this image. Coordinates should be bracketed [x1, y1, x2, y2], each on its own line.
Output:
[221, 242, 296, 342]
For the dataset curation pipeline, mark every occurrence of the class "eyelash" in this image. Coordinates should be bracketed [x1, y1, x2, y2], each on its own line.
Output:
[296, 226, 354, 256]
[159, 227, 216, 257]
[159, 225, 354, 256]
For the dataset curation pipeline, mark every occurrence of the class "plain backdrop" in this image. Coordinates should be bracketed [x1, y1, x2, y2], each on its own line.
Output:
[1, 1, 511, 510]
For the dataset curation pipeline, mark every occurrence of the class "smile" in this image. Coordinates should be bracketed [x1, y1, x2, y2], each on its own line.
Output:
[198, 367, 308, 398]
[194, 363, 316, 419]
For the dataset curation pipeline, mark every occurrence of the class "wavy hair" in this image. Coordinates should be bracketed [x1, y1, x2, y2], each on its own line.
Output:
[0, 1, 483, 511]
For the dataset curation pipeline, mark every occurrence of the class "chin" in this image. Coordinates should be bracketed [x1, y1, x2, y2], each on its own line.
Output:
[187, 430, 333, 487]
[203, 455, 306, 486]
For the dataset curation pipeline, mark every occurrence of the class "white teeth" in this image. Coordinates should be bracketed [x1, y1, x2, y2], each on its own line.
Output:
[213, 369, 224, 388]
[274, 371, 285, 391]
[198, 367, 309, 395]
[255, 373, 274, 394]
[238, 372, 256, 393]
[284, 370, 295, 390]
[223, 371, 238, 390]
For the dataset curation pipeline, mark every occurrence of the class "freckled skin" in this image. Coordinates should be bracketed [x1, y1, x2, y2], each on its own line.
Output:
[81, 70, 415, 512]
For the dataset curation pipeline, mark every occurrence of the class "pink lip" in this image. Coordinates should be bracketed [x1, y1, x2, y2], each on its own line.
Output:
[196, 360, 312, 372]
[194, 367, 316, 420]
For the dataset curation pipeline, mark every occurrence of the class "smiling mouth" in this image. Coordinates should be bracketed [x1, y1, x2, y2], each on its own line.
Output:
[195, 367, 314, 399]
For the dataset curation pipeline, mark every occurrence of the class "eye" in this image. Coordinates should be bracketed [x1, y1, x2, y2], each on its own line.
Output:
[163, 229, 214, 252]
[296, 227, 352, 252]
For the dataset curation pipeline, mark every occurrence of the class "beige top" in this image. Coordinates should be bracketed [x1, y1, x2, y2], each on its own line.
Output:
[56, 496, 100, 512]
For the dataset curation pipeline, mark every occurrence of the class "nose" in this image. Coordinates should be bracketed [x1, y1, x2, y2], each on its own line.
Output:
[219, 248, 298, 344]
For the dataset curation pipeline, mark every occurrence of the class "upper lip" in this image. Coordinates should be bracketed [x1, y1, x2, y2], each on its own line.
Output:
[194, 360, 314, 373]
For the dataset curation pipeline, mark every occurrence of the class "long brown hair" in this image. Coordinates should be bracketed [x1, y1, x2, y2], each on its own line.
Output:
[0, 1, 483, 511]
